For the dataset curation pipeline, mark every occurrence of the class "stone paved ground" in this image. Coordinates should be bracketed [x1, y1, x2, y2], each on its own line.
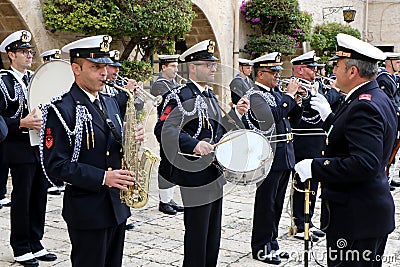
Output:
[1, 108, 400, 266]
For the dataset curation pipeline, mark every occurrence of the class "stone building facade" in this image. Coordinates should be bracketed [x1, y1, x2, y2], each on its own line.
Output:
[1, 0, 399, 99]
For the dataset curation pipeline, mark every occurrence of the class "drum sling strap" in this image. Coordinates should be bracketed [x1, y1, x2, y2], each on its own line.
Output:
[92, 98, 122, 144]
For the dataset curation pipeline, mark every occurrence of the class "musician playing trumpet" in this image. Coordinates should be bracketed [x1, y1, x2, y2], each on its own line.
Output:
[290, 51, 341, 243]
[249, 52, 304, 265]
[150, 55, 184, 216]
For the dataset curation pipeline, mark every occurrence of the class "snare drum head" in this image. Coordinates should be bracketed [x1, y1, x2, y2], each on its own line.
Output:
[215, 129, 272, 172]
[28, 60, 74, 118]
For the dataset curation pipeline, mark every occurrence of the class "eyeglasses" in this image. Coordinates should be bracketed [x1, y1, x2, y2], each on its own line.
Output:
[15, 50, 36, 56]
[301, 65, 317, 71]
[193, 62, 218, 69]
[260, 70, 281, 76]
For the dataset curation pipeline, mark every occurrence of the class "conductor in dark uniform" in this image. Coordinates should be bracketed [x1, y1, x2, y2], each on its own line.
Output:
[0, 30, 57, 266]
[290, 51, 340, 242]
[151, 55, 184, 215]
[249, 52, 303, 265]
[154, 40, 249, 267]
[229, 58, 254, 105]
[42, 35, 144, 267]
[296, 33, 397, 266]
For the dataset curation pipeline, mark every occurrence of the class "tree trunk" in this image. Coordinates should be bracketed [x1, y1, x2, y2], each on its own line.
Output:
[121, 37, 141, 60]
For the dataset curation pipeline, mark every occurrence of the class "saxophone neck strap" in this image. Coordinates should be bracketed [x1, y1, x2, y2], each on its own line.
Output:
[92, 98, 122, 144]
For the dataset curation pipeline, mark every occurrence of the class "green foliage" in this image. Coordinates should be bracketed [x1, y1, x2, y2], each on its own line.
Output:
[243, 34, 297, 58]
[119, 60, 152, 82]
[42, 1, 120, 34]
[240, 0, 312, 56]
[311, 23, 361, 56]
[42, 0, 195, 81]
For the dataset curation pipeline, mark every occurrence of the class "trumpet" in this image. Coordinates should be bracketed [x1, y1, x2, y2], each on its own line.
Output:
[114, 75, 163, 107]
[175, 73, 188, 84]
[316, 73, 336, 83]
[278, 78, 319, 99]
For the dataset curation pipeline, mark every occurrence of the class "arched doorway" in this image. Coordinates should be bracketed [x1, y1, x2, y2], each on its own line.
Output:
[0, 0, 39, 69]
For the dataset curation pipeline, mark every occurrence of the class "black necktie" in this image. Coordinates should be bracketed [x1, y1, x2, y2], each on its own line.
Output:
[202, 90, 210, 98]
[93, 99, 102, 110]
[22, 75, 29, 87]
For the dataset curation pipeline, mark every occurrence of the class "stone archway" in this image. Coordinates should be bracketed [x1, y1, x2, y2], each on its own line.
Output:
[0, 0, 42, 68]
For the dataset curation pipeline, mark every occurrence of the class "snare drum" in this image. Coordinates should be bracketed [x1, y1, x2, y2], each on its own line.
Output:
[215, 129, 273, 185]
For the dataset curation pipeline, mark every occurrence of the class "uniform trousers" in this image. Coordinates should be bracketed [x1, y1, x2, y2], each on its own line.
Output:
[326, 235, 388, 267]
[182, 195, 222, 267]
[68, 221, 126, 267]
[292, 172, 319, 231]
[251, 169, 291, 256]
[0, 142, 8, 199]
[9, 162, 47, 257]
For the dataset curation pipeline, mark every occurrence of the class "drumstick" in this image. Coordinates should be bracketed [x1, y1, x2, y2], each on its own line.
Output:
[178, 152, 202, 158]
[213, 131, 247, 147]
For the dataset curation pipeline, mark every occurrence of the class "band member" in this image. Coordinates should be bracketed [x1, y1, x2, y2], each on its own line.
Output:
[42, 35, 144, 267]
[290, 51, 340, 242]
[295, 33, 397, 267]
[104, 49, 143, 119]
[0, 30, 57, 266]
[40, 49, 62, 63]
[249, 52, 303, 265]
[154, 40, 249, 267]
[229, 58, 254, 105]
[377, 53, 400, 189]
[151, 55, 184, 215]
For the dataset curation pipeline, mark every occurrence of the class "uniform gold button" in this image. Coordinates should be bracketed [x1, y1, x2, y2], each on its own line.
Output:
[283, 103, 288, 107]
[107, 167, 112, 171]
[106, 151, 110, 156]
[120, 148, 123, 153]
[323, 160, 330, 165]
[321, 150, 325, 156]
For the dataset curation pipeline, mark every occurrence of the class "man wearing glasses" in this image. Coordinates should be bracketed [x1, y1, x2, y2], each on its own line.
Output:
[290, 51, 341, 243]
[0, 30, 57, 266]
[249, 52, 303, 265]
[155, 40, 249, 266]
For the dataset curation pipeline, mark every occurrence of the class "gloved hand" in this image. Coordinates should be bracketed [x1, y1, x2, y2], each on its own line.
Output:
[294, 159, 313, 183]
[310, 93, 332, 121]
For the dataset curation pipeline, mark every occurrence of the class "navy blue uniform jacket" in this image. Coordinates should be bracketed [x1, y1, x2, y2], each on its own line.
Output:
[43, 83, 130, 230]
[312, 80, 397, 240]
[154, 82, 226, 188]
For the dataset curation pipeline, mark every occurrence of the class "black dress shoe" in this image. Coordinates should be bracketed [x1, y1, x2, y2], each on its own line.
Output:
[294, 232, 320, 242]
[311, 227, 326, 237]
[125, 223, 135, 230]
[390, 185, 396, 191]
[159, 202, 177, 215]
[277, 251, 289, 259]
[15, 258, 39, 266]
[168, 200, 184, 212]
[390, 179, 400, 187]
[253, 254, 281, 265]
[36, 253, 57, 261]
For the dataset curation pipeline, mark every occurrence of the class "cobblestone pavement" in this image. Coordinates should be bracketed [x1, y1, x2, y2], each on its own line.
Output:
[1, 111, 400, 266]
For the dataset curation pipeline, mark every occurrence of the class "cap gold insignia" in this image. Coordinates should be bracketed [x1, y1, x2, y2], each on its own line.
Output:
[207, 41, 215, 54]
[275, 54, 281, 63]
[313, 55, 317, 61]
[21, 31, 30, 43]
[54, 50, 61, 59]
[114, 50, 120, 61]
[100, 36, 111, 52]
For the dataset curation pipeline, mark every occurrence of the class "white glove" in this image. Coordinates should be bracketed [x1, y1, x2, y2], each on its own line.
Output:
[310, 93, 332, 121]
[294, 159, 313, 183]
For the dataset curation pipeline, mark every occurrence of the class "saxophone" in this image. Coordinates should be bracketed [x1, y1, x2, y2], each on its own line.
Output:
[103, 80, 160, 208]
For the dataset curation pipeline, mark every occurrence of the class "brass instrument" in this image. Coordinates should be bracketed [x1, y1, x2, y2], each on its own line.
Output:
[102, 80, 160, 208]
[116, 74, 163, 107]
[278, 78, 319, 99]
[316, 73, 335, 90]
[176, 73, 188, 84]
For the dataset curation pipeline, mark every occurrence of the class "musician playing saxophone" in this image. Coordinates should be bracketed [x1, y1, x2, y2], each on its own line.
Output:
[42, 35, 144, 267]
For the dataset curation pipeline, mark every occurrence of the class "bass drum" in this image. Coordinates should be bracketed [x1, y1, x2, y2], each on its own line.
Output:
[28, 60, 74, 145]
[215, 129, 273, 185]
